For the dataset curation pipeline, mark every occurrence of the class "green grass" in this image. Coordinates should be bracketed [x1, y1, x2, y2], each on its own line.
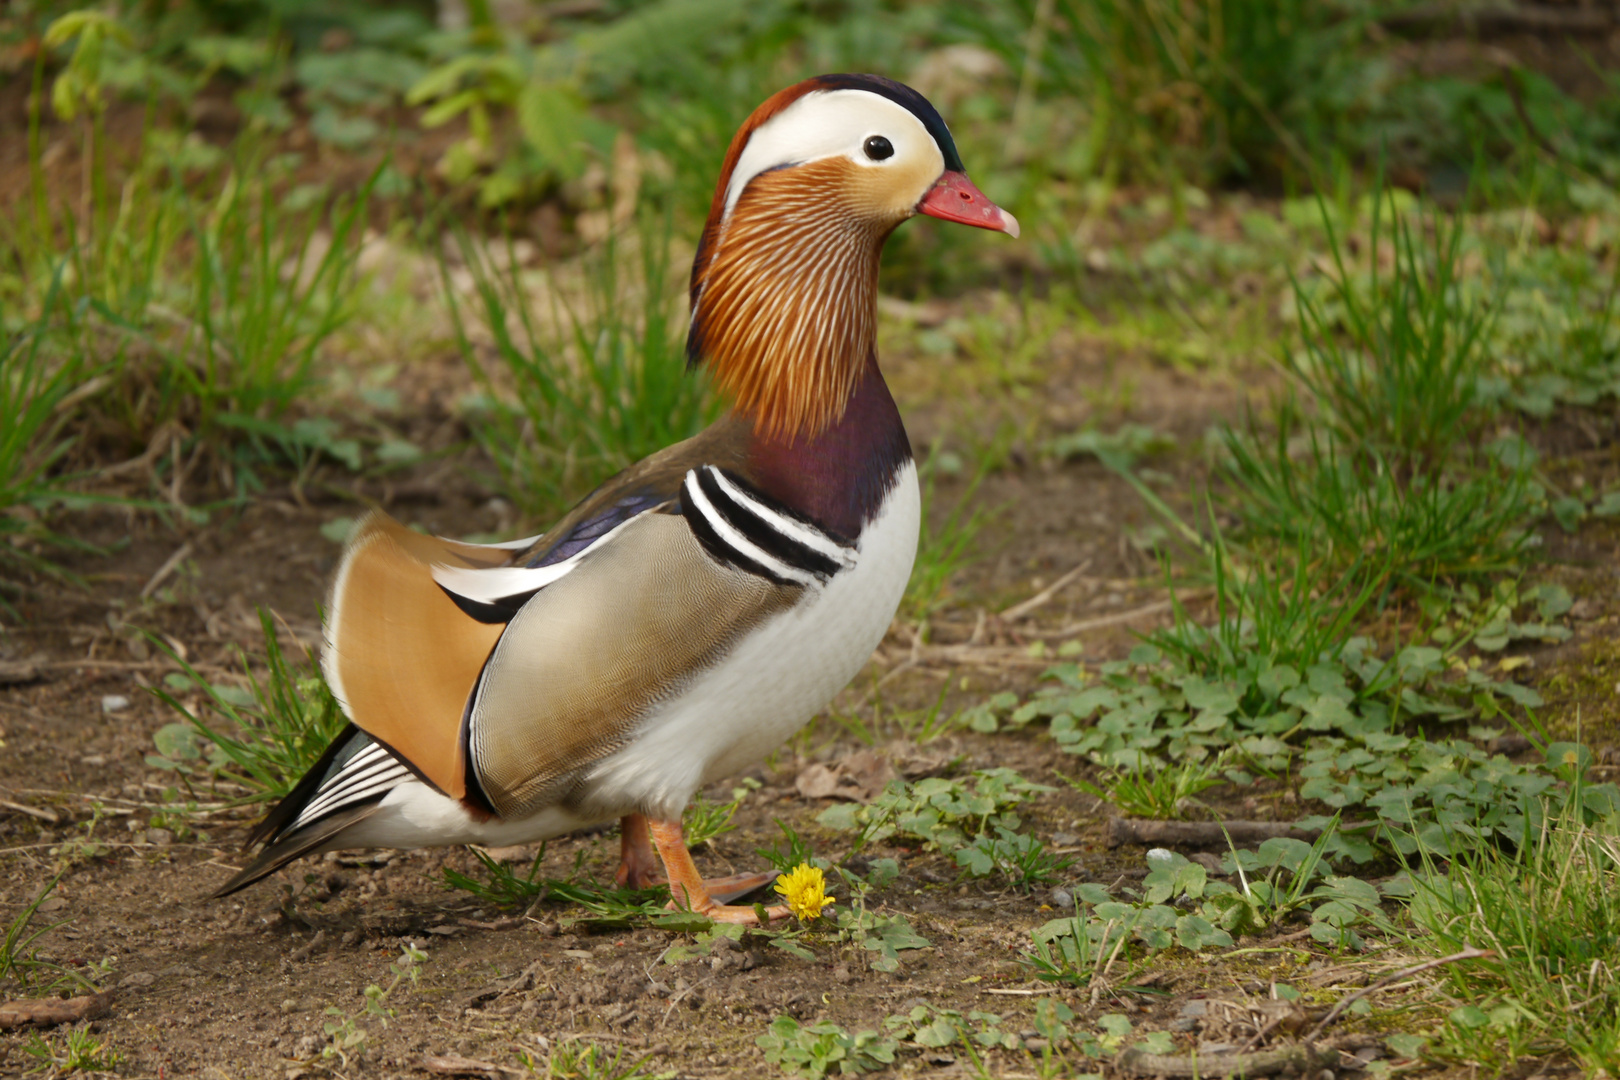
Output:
[1409, 807, 1620, 1074]
[1218, 196, 1536, 596]
[150, 609, 347, 803]
[0, 872, 71, 991]
[5, 128, 378, 503]
[22, 1026, 121, 1074]
[904, 437, 1006, 621]
[0, 270, 94, 604]
[1060, 753, 1226, 821]
[444, 207, 719, 521]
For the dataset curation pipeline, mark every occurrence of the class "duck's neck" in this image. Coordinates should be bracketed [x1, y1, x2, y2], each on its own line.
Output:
[687, 158, 895, 443]
[741, 355, 911, 540]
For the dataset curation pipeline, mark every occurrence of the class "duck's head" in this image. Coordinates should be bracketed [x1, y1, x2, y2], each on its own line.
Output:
[688, 73, 1017, 442]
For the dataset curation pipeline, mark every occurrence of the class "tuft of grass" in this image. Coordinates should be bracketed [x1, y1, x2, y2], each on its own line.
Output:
[1410, 807, 1620, 1074]
[1219, 196, 1535, 596]
[1147, 531, 1385, 696]
[442, 847, 672, 928]
[1034, 0, 1366, 187]
[22, 1025, 121, 1074]
[1060, 754, 1226, 821]
[445, 208, 718, 520]
[7, 119, 377, 497]
[0, 271, 94, 604]
[150, 610, 346, 803]
[538, 1041, 668, 1080]
[757, 1015, 897, 1079]
[0, 873, 73, 991]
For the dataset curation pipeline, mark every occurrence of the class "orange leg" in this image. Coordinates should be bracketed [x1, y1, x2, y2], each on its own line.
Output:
[648, 818, 788, 925]
[615, 813, 661, 889]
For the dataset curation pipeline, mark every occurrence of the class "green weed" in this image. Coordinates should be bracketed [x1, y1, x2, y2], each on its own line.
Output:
[1061, 753, 1225, 821]
[445, 210, 718, 520]
[0, 873, 76, 992]
[0, 271, 93, 604]
[684, 778, 759, 849]
[905, 437, 1004, 621]
[7, 137, 377, 497]
[757, 1015, 897, 1079]
[21, 1025, 120, 1074]
[537, 1041, 668, 1080]
[319, 941, 428, 1067]
[756, 820, 827, 874]
[150, 610, 346, 802]
[1031, 0, 1366, 187]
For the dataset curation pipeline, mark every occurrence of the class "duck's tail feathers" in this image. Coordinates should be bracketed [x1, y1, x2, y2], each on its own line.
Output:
[211, 802, 385, 897]
[212, 724, 413, 897]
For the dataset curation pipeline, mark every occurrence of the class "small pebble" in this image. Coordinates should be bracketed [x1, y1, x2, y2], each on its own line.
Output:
[1049, 888, 1074, 910]
[146, 828, 174, 846]
[1146, 847, 1174, 864]
[101, 695, 130, 714]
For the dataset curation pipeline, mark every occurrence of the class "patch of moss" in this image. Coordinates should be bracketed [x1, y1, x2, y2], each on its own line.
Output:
[1533, 627, 1620, 749]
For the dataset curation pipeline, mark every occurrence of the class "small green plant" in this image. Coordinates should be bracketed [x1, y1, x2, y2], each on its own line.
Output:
[955, 828, 1075, 888]
[442, 847, 675, 929]
[1029, 0, 1366, 187]
[0, 873, 71, 990]
[756, 820, 828, 874]
[150, 610, 346, 802]
[1221, 196, 1535, 595]
[904, 436, 1003, 620]
[319, 941, 428, 1066]
[817, 769, 1053, 880]
[1061, 753, 1226, 821]
[685, 778, 759, 849]
[757, 1016, 897, 1079]
[538, 1041, 667, 1080]
[0, 272, 89, 606]
[22, 1025, 120, 1074]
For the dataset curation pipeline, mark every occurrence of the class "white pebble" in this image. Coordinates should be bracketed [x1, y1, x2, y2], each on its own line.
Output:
[101, 695, 130, 714]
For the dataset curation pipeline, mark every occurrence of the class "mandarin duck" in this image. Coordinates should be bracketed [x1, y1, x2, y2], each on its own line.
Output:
[214, 73, 1018, 923]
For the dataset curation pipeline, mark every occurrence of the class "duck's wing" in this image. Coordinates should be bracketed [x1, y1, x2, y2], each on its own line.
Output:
[460, 464, 857, 820]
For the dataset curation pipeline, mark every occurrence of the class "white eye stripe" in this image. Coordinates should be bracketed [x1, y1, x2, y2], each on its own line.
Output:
[724, 89, 941, 218]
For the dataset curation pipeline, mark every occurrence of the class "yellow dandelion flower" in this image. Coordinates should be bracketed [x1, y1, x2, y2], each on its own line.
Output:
[774, 863, 835, 921]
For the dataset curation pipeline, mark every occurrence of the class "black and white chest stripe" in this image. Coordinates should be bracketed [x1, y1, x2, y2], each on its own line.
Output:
[680, 466, 855, 585]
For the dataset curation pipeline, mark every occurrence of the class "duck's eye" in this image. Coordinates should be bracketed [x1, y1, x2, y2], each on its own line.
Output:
[863, 135, 894, 162]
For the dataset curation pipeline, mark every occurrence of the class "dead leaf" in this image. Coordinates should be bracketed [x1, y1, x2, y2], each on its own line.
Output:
[795, 749, 896, 802]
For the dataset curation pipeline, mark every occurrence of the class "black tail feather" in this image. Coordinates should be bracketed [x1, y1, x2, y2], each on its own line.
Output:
[211, 801, 383, 897]
[244, 723, 366, 850]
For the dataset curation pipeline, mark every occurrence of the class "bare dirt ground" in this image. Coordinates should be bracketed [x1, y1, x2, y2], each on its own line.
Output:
[2, 314, 1617, 1079]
